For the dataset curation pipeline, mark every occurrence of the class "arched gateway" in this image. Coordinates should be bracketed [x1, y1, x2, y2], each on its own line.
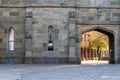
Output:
[78, 26, 115, 64]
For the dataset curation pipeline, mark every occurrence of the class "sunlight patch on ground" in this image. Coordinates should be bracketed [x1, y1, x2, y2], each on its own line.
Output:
[81, 60, 108, 65]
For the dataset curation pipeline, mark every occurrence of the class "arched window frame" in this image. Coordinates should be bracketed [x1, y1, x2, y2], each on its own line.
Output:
[8, 26, 14, 52]
[48, 25, 54, 51]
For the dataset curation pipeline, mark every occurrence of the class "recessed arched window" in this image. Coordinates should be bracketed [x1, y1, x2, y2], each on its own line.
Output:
[48, 25, 54, 51]
[8, 26, 14, 51]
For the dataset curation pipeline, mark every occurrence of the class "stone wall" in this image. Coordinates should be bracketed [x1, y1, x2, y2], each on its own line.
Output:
[76, 8, 120, 24]
[0, 0, 119, 7]
[76, 0, 120, 8]
[0, 8, 26, 63]
[25, 8, 76, 63]
[26, 0, 75, 6]
[0, 0, 119, 64]
[0, 0, 25, 7]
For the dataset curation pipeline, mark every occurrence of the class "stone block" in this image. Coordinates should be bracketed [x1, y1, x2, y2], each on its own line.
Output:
[0, 12, 2, 16]
[16, 38, 23, 42]
[4, 29, 8, 34]
[44, 58, 57, 64]
[0, 38, 2, 43]
[105, 18, 111, 21]
[113, 13, 120, 17]
[69, 11, 75, 18]
[69, 39, 75, 47]
[43, 43, 47, 48]
[0, 33, 7, 38]
[54, 29, 59, 39]
[118, 36, 120, 46]
[75, 37, 79, 43]
[0, 43, 6, 48]
[69, 47, 75, 57]
[1, 0, 8, 4]
[110, 1, 120, 5]
[89, 17, 94, 21]
[25, 57, 33, 64]
[26, 0, 37, 3]
[69, 18, 75, 24]
[25, 51, 32, 57]
[2, 11, 10, 17]
[69, 24, 75, 37]
[0, 29, 4, 33]
[10, 0, 19, 4]
[110, 21, 120, 24]
[9, 12, 19, 16]
[37, 0, 42, 4]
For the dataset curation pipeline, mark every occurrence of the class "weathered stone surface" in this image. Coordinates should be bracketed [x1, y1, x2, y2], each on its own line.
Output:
[0, 38, 2, 43]
[0, 0, 119, 64]
[113, 13, 120, 17]
[1, 0, 8, 4]
[10, 0, 19, 4]
[26, 0, 37, 3]
[9, 12, 19, 16]
[76, 8, 120, 24]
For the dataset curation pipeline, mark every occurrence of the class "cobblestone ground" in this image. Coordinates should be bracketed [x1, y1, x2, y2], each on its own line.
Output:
[0, 61, 120, 80]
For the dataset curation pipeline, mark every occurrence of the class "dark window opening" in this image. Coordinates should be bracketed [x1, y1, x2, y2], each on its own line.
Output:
[48, 41, 54, 51]
[0, 38, 3, 43]
[48, 26, 54, 51]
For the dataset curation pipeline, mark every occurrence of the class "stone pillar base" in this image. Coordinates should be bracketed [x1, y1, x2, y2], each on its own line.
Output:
[25, 57, 33, 64]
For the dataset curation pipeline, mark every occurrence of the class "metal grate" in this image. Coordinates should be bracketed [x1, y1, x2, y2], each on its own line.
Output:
[5, 58, 16, 64]
[45, 58, 57, 64]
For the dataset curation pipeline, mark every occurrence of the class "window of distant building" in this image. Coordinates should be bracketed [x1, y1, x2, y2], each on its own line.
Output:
[100, 0, 105, 5]
[48, 26, 54, 51]
[59, 0, 66, 5]
[8, 26, 14, 51]
[90, 0, 96, 5]
[90, 0, 105, 5]
[37, 0, 42, 4]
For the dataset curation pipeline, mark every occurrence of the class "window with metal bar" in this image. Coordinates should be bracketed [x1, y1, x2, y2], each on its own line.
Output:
[8, 26, 14, 51]
[48, 26, 54, 51]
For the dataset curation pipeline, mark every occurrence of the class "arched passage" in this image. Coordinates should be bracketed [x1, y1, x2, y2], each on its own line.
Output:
[80, 27, 115, 64]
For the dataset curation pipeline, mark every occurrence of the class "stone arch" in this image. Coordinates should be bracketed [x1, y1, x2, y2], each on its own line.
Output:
[82, 26, 115, 35]
[80, 26, 115, 64]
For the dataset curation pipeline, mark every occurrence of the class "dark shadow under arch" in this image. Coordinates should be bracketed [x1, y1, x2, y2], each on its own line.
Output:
[81, 27, 115, 64]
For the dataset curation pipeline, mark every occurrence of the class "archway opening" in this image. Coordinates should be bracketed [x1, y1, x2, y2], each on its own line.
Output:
[81, 28, 115, 65]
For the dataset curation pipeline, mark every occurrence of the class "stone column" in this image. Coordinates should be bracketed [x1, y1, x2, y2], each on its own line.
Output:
[109, 35, 115, 64]
[116, 27, 120, 63]
[25, 8, 33, 63]
[68, 20, 76, 63]
[81, 48, 84, 60]
[68, 11, 79, 63]
[75, 25, 81, 64]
